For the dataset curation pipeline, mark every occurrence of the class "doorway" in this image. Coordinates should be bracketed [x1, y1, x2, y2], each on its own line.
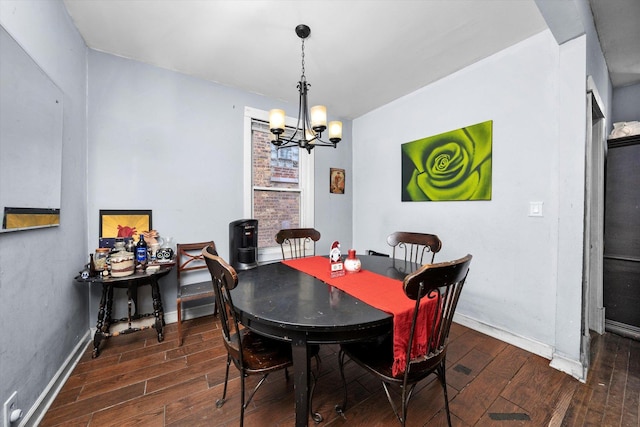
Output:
[581, 76, 606, 374]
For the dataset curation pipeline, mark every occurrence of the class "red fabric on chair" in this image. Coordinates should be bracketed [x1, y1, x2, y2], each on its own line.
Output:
[283, 256, 438, 376]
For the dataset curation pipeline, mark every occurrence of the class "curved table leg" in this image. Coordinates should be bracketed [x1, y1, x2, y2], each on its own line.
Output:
[151, 278, 165, 342]
[92, 283, 109, 358]
[104, 284, 114, 334]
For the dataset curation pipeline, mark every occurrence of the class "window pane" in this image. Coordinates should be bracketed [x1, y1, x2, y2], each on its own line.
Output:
[252, 126, 299, 189]
[253, 190, 300, 248]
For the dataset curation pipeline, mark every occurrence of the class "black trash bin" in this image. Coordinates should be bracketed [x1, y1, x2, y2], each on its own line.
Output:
[229, 219, 258, 270]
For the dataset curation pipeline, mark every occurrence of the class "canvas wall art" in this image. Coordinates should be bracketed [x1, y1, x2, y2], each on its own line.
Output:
[401, 120, 492, 201]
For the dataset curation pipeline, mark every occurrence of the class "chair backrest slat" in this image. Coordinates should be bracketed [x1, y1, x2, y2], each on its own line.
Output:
[275, 228, 321, 260]
[177, 241, 216, 283]
[387, 231, 442, 264]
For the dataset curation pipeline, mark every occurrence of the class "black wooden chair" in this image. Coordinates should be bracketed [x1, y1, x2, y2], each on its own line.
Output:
[387, 231, 442, 264]
[337, 254, 472, 427]
[176, 241, 217, 346]
[202, 246, 321, 425]
[275, 228, 321, 259]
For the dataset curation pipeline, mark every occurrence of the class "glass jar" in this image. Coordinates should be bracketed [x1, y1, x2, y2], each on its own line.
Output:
[94, 248, 110, 272]
[113, 237, 125, 252]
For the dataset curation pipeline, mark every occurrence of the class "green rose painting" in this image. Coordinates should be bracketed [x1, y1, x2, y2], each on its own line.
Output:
[401, 120, 492, 201]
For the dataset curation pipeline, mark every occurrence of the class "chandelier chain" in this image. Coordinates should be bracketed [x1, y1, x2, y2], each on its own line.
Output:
[300, 38, 306, 81]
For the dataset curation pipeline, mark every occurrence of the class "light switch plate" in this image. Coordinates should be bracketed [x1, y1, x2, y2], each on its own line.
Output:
[529, 201, 543, 217]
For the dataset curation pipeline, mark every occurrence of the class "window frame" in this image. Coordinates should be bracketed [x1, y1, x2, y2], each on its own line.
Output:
[243, 106, 315, 263]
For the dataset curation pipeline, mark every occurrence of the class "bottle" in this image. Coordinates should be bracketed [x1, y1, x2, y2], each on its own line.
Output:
[136, 234, 148, 268]
[89, 253, 97, 277]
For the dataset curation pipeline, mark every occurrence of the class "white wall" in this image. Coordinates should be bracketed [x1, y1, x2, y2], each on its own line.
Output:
[0, 0, 88, 420]
[352, 30, 586, 372]
[612, 83, 640, 123]
[87, 50, 353, 319]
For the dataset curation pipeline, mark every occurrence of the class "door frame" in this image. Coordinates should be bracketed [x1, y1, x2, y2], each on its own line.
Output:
[582, 75, 606, 373]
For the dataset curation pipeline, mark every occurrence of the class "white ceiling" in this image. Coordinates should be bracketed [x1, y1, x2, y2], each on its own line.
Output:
[62, 0, 638, 121]
[588, 0, 640, 88]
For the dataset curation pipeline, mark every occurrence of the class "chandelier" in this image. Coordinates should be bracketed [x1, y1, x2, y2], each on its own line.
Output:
[269, 25, 342, 153]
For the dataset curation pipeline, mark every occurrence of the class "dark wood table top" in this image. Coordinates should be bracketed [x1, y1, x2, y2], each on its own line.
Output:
[234, 255, 418, 341]
[233, 254, 420, 426]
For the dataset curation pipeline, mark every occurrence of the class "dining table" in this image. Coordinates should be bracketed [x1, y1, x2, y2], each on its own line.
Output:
[233, 254, 421, 427]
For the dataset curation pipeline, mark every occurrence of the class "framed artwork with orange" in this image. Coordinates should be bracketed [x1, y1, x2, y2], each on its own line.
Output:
[99, 209, 152, 239]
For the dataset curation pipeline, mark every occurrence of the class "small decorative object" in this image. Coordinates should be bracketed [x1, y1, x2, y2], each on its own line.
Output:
[125, 238, 136, 253]
[330, 168, 345, 194]
[148, 243, 160, 261]
[113, 237, 126, 252]
[344, 249, 361, 273]
[146, 264, 161, 274]
[162, 236, 175, 252]
[110, 251, 135, 277]
[329, 241, 344, 277]
[142, 229, 160, 246]
[156, 247, 174, 262]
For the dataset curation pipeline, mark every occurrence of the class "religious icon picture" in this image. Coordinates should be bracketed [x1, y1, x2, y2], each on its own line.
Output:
[330, 168, 345, 194]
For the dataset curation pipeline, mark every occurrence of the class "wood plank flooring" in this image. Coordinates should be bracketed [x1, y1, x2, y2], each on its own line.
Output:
[40, 315, 640, 426]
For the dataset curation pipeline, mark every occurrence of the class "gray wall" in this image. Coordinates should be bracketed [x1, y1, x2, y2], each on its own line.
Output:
[86, 50, 353, 321]
[0, 0, 88, 420]
[352, 29, 591, 375]
[612, 83, 640, 124]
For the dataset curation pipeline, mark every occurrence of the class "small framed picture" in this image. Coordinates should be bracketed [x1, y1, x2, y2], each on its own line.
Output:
[330, 168, 345, 194]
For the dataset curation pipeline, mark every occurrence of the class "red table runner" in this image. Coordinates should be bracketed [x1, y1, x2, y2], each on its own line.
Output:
[283, 256, 437, 376]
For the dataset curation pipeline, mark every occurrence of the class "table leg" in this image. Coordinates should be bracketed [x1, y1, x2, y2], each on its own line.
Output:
[92, 283, 108, 358]
[126, 283, 134, 329]
[151, 279, 164, 342]
[291, 335, 310, 427]
[104, 284, 114, 333]
[131, 285, 139, 317]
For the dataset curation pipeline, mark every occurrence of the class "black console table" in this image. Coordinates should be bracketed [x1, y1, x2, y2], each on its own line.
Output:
[78, 263, 174, 358]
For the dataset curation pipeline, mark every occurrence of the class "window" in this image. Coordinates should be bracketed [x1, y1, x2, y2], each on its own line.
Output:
[244, 107, 314, 262]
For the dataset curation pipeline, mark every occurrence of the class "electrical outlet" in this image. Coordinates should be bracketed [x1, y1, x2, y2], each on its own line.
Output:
[3, 391, 17, 427]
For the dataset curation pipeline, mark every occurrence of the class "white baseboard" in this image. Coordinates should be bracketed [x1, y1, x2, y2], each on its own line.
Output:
[163, 302, 216, 325]
[453, 313, 585, 381]
[454, 312, 554, 358]
[20, 331, 91, 427]
[550, 353, 587, 383]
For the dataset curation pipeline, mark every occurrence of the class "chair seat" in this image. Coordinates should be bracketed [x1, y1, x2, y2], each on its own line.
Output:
[177, 280, 214, 301]
[236, 329, 294, 373]
[342, 335, 442, 383]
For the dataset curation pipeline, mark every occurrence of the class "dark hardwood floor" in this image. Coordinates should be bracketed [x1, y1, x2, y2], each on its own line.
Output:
[40, 315, 639, 426]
